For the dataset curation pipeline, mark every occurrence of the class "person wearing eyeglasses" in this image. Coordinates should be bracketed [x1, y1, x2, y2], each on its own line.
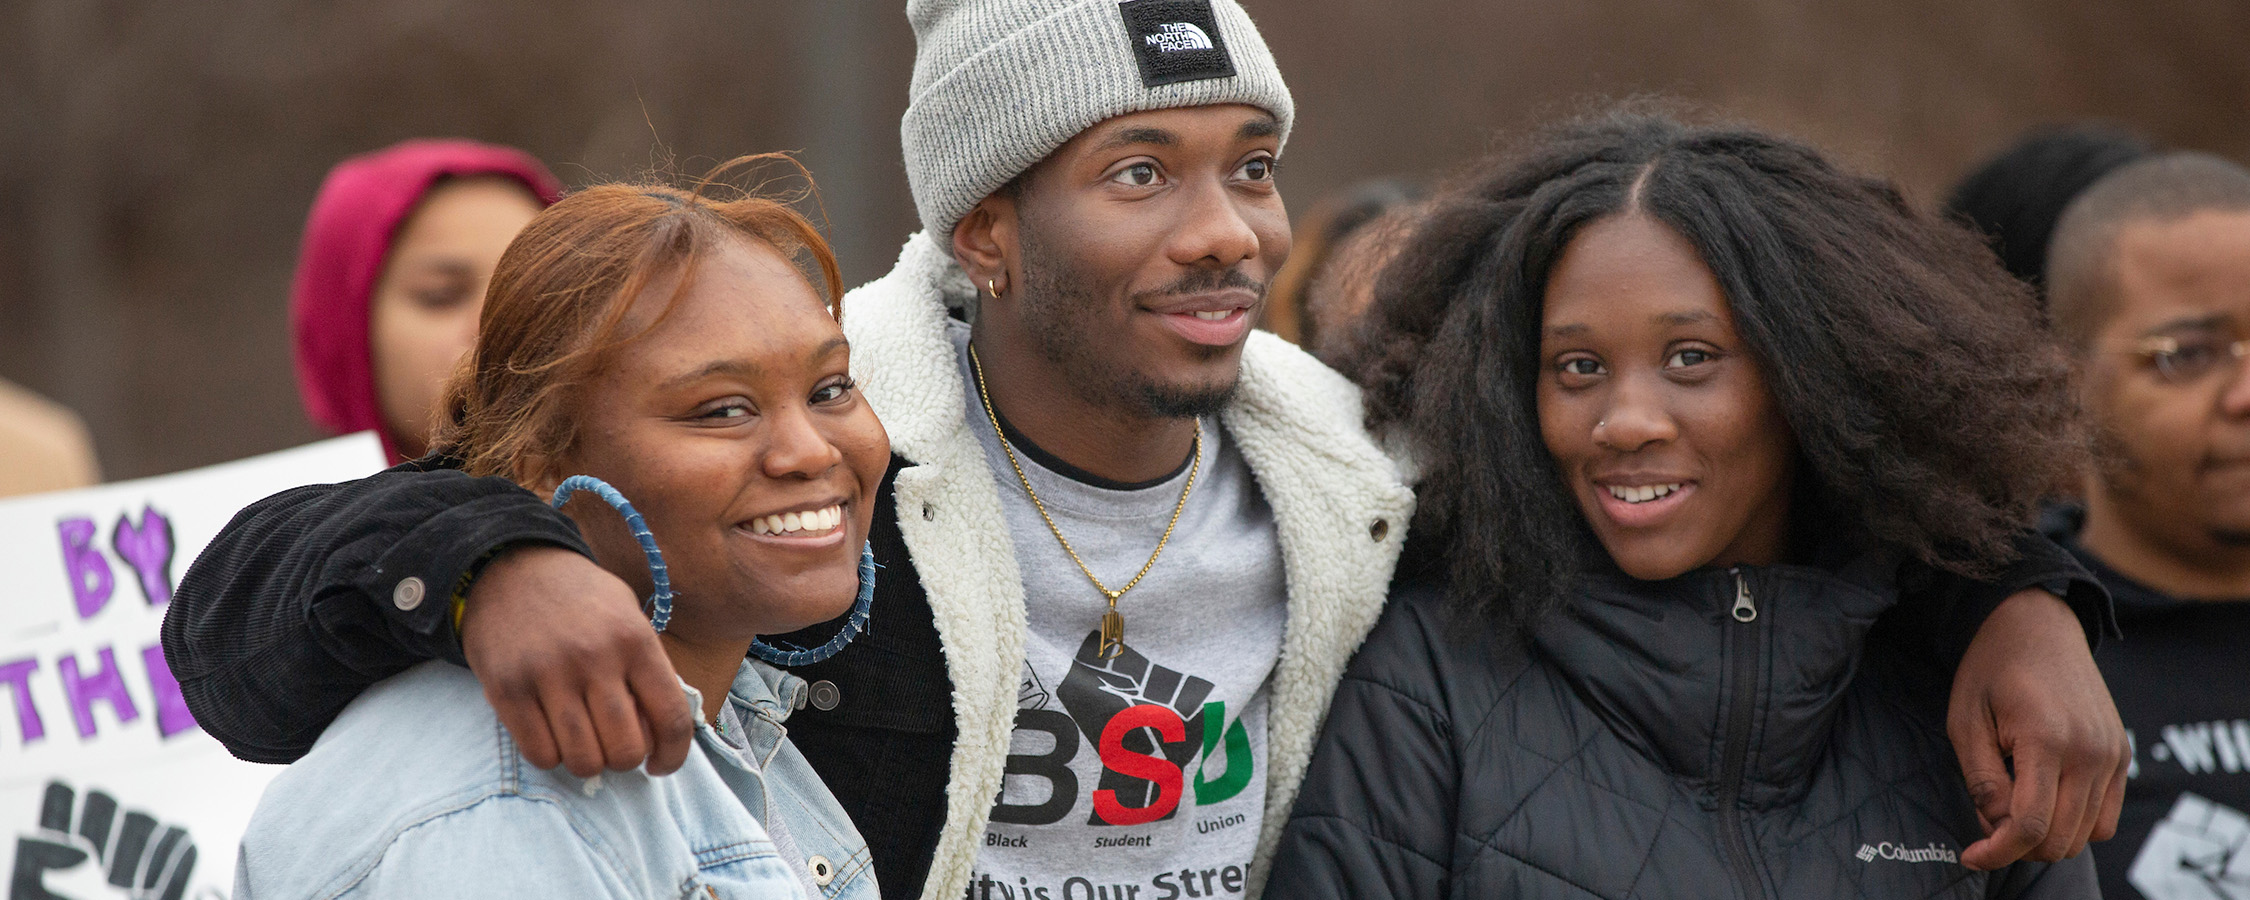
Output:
[2043, 151, 2250, 900]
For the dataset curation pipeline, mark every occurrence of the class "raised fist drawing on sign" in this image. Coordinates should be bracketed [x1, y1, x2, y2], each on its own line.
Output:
[2130, 792, 2250, 900]
[9, 781, 198, 900]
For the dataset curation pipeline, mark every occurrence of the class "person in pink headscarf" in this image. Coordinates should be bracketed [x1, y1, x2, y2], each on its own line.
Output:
[292, 139, 563, 461]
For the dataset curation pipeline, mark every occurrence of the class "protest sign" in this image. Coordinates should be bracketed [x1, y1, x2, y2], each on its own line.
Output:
[1, 433, 385, 899]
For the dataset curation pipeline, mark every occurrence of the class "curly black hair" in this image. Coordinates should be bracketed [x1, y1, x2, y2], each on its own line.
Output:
[1944, 123, 2154, 296]
[1343, 109, 2084, 632]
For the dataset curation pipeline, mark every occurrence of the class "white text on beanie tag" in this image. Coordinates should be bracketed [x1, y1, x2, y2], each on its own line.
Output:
[1118, 0, 1236, 88]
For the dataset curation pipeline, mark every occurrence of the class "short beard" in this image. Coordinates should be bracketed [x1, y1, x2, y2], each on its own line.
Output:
[1015, 225, 1246, 420]
[2214, 529, 2250, 548]
[1133, 379, 1234, 419]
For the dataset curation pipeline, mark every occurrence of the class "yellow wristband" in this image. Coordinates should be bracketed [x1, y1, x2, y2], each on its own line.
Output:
[450, 547, 505, 637]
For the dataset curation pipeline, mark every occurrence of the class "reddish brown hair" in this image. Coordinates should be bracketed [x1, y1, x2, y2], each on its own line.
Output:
[436, 154, 842, 483]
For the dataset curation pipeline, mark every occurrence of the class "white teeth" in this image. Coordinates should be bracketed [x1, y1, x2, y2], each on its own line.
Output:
[1605, 483, 1683, 504]
[751, 505, 843, 536]
[1193, 310, 1230, 321]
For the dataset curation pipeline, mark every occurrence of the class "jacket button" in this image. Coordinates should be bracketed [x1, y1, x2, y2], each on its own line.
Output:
[809, 680, 841, 711]
[1369, 519, 1389, 542]
[391, 576, 426, 611]
[808, 854, 835, 885]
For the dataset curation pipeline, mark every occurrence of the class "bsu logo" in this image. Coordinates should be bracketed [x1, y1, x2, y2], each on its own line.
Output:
[990, 634, 1253, 828]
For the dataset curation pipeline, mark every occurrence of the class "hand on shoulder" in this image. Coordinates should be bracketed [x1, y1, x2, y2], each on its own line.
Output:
[460, 545, 696, 777]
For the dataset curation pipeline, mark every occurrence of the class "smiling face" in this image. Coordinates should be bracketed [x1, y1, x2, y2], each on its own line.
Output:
[1537, 213, 1798, 581]
[993, 103, 1289, 417]
[549, 235, 889, 642]
[369, 176, 544, 458]
[2078, 210, 2250, 559]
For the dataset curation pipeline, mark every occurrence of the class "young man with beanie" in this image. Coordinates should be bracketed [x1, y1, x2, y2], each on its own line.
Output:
[2044, 151, 2250, 900]
[168, 3, 2128, 898]
[802, 3, 1413, 896]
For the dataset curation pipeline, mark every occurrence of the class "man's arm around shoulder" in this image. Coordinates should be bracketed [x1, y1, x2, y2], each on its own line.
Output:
[160, 459, 586, 763]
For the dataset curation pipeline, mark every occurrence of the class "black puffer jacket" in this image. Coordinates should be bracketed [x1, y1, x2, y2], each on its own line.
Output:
[1267, 550, 2099, 899]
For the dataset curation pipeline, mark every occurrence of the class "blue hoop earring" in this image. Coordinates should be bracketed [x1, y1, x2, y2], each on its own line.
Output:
[748, 546, 876, 667]
[551, 476, 674, 632]
[548, 475, 876, 665]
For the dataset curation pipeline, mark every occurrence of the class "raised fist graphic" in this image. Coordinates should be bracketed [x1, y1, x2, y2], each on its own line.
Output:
[2129, 792, 2250, 900]
[1059, 631, 1215, 748]
[1058, 632, 1214, 824]
[9, 781, 196, 900]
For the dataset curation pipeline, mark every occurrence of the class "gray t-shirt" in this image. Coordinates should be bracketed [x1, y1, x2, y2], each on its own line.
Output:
[949, 322, 1289, 900]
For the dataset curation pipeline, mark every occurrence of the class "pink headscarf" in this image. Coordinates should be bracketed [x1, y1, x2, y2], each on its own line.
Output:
[290, 138, 564, 461]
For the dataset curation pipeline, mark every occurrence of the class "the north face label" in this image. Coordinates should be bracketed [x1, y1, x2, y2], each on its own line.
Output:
[1144, 22, 1213, 51]
[1118, 0, 1236, 88]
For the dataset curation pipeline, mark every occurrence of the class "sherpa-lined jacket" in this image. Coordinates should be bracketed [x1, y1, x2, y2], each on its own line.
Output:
[805, 236, 1418, 899]
[164, 234, 1419, 900]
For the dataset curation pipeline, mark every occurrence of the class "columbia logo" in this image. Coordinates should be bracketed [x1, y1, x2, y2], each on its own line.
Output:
[1145, 22, 1213, 52]
[1855, 842, 1960, 864]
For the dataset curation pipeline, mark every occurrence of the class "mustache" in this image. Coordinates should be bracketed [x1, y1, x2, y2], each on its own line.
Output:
[1145, 267, 1266, 300]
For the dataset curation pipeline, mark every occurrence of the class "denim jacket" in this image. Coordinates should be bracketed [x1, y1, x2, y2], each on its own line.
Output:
[236, 659, 878, 899]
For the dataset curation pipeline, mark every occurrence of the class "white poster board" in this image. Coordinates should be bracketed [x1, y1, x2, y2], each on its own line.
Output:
[0, 433, 386, 900]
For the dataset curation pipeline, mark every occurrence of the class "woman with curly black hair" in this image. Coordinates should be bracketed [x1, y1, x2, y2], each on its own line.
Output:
[1267, 112, 2105, 898]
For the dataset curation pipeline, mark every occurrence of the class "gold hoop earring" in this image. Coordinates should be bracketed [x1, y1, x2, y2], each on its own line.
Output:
[987, 278, 1003, 300]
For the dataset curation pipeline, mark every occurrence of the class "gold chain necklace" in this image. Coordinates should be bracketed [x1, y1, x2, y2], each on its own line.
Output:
[968, 344, 1201, 660]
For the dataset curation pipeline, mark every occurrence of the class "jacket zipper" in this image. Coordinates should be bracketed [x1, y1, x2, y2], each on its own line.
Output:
[1718, 568, 1763, 900]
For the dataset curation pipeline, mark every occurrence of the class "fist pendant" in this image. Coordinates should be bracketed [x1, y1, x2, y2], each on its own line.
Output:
[1099, 609, 1126, 660]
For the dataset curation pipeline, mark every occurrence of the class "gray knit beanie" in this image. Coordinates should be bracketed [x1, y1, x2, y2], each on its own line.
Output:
[902, 0, 1294, 246]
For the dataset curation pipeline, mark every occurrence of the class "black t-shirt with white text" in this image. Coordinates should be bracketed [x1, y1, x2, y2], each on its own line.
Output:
[2061, 529, 2250, 899]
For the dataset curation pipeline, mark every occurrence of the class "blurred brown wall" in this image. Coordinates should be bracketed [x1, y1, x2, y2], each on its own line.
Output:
[3, 0, 2245, 480]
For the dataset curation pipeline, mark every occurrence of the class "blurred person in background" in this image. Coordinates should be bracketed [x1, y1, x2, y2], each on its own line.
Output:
[2042, 151, 2250, 900]
[0, 377, 100, 497]
[1946, 124, 2155, 311]
[292, 138, 562, 462]
[1271, 111, 2111, 898]
[221, 160, 884, 898]
[1263, 177, 1421, 361]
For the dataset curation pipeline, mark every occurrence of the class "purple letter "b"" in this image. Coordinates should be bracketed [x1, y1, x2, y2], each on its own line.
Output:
[57, 517, 114, 619]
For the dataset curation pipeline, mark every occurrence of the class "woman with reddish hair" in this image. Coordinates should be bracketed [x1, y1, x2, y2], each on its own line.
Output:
[231, 160, 887, 898]
[291, 139, 562, 461]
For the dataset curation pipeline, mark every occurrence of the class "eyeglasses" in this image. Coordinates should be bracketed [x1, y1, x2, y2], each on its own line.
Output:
[2133, 334, 2250, 384]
